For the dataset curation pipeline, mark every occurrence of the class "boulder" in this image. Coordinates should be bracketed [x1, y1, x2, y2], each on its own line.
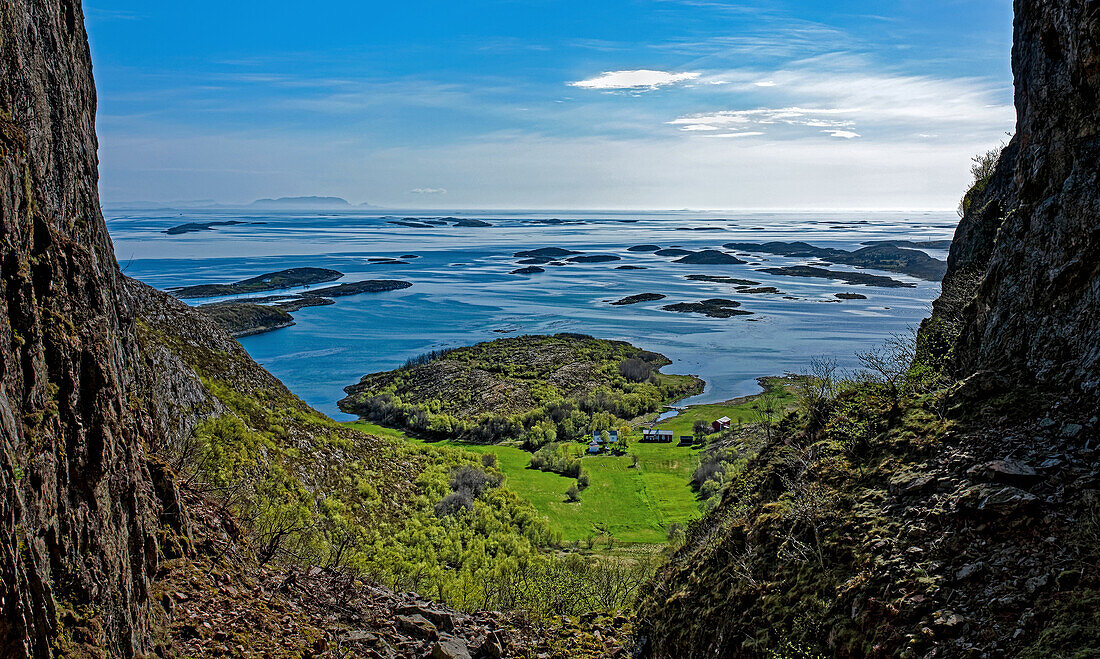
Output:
[396, 614, 438, 639]
[967, 459, 1040, 486]
[431, 634, 472, 659]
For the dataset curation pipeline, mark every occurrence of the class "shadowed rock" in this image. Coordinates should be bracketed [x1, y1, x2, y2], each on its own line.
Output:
[611, 293, 667, 305]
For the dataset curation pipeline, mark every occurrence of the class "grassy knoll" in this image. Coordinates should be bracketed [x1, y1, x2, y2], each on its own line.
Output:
[339, 334, 703, 445]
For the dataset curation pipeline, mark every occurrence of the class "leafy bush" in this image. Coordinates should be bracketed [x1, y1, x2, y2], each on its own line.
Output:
[434, 491, 474, 516]
[565, 484, 582, 502]
[529, 443, 583, 478]
[449, 465, 489, 498]
[957, 142, 1007, 217]
[692, 447, 749, 511]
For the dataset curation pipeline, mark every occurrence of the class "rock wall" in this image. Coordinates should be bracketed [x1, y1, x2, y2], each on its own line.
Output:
[0, 0, 161, 655]
[928, 0, 1100, 397]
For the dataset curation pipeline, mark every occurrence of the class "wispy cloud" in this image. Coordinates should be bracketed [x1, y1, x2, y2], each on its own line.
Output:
[409, 187, 447, 194]
[569, 70, 701, 90]
[663, 55, 1013, 140]
[669, 107, 855, 136]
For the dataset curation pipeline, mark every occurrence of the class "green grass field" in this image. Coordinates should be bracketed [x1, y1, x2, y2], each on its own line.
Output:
[346, 376, 800, 546]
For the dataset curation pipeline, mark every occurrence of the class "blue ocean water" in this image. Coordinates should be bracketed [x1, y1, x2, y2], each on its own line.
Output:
[107, 208, 955, 418]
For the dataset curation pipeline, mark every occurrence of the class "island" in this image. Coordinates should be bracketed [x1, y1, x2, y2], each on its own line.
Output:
[338, 334, 703, 444]
[685, 274, 761, 286]
[513, 247, 581, 258]
[250, 196, 351, 209]
[757, 265, 915, 288]
[835, 292, 868, 300]
[654, 248, 694, 257]
[169, 267, 344, 299]
[861, 239, 952, 250]
[453, 218, 492, 227]
[567, 254, 621, 263]
[193, 279, 412, 334]
[511, 266, 545, 275]
[739, 286, 781, 294]
[673, 250, 746, 265]
[724, 241, 947, 280]
[611, 293, 667, 305]
[163, 220, 249, 235]
[662, 299, 752, 318]
[628, 244, 661, 252]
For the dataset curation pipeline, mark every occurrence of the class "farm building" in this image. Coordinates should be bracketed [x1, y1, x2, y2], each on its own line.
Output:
[642, 428, 674, 443]
[712, 416, 732, 432]
[679, 435, 694, 445]
[588, 441, 600, 454]
[608, 430, 618, 443]
[592, 431, 602, 444]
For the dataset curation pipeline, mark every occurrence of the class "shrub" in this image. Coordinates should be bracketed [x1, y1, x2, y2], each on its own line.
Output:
[577, 471, 590, 490]
[957, 142, 1007, 218]
[480, 452, 498, 469]
[449, 465, 489, 498]
[434, 491, 474, 516]
[619, 358, 652, 382]
[565, 485, 582, 502]
[693, 419, 712, 436]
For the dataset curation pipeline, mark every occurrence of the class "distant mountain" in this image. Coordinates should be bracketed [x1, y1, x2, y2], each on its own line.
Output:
[250, 196, 353, 209]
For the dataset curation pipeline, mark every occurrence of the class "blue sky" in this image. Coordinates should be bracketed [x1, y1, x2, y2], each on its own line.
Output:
[86, 0, 1015, 209]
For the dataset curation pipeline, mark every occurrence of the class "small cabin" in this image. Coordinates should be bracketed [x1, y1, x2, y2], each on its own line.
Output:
[588, 442, 600, 454]
[642, 428, 674, 443]
[592, 431, 602, 444]
[679, 435, 694, 445]
[712, 416, 732, 432]
[608, 431, 618, 443]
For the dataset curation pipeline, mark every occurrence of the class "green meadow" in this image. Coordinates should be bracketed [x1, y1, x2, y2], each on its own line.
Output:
[346, 376, 799, 546]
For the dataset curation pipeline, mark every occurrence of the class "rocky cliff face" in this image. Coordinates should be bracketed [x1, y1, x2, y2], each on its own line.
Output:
[927, 0, 1100, 397]
[0, 1, 165, 655]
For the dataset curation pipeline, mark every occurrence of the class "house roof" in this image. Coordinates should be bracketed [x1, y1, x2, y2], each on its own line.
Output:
[716, 416, 731, 423]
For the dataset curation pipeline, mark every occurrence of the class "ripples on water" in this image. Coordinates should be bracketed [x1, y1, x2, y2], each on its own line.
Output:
[108, 209, 954, 418]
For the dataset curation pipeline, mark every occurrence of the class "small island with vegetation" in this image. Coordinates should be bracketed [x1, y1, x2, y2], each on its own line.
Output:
[339, 333, 703, 445]
[170, 267, 344, 298]
[178, 268, 413, 336]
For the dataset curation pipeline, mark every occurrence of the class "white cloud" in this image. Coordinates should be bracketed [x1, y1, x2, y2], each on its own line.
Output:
[669, 107, 854, 135]
[569, 70, 700, 90]
[409, 187, 447, 194]
[666, 57, 1013, 141]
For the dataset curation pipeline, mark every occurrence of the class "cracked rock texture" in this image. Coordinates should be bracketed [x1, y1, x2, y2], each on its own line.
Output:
[927, 0, 1100, 397]
[0, 0, 164, 655]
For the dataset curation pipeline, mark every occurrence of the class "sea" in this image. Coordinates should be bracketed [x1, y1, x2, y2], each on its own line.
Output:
[106, 208, 955, 419]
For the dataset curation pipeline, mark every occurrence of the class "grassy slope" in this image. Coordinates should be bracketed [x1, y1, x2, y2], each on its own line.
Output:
[349, 376, 798, 545]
